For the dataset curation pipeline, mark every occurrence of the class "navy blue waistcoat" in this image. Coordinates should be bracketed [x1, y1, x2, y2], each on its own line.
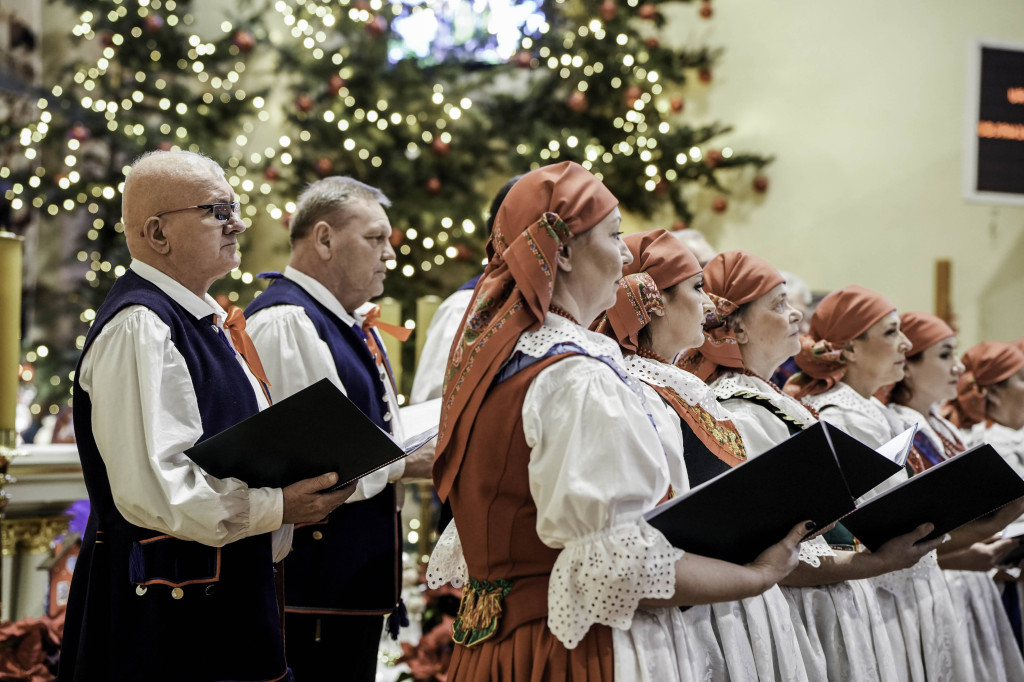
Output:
[58, 270, 288, 682]
[246, 276, 400, 614]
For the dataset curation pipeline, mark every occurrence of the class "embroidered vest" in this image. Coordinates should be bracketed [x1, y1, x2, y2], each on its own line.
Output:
[245, 275, 400, 613]
[649, 384, 746, 487]
[60, 270, 287, 682]
[449, 354, 573, 646]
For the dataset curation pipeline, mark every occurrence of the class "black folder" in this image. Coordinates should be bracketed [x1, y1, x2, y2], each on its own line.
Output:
[186, 378, 432, 490]
[644, 421, 857, 565]
[826, 423, 911, 499]
[841, 443, 1024, 552]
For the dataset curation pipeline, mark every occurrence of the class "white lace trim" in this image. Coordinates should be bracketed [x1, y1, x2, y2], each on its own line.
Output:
[803, 382, 886, 425]
[623, 355, 732, 421]
[512, 313, 625, 363]
[797, 535, 836, 568]
[425, 521, 468, 589]
[548, 519, 684, 649]
[870, 548, 941, 594]
[711, 372, 817, 427]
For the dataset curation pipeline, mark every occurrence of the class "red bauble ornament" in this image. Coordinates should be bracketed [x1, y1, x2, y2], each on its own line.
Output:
[624, 85, 643, 108]
[705, 149, 723, 167]
[699, 1, 713, 19]
[430, 138, 451, 157]
[69, 124, 90, 142]
[654, 179, 669, 196]
[638, 3, 658, 20]
[295, 94, 314, 113]
[327, 74, 345, 96]
[454, 243, 473, 261]
[157, 141, 173, 151]
[513, 50, 534, 69]
[425, 177, 443, 195]
[752, 175, 769, 193]
[314, 157, 333, 177]
[100, 32, 115, 48]
[282, 213, 292, 230]
[232, 30, 255, 53]
[599, 0, 618, 21]
[670, 96, 685, 113]
[389, 230, 404, 248]
[354, 0, 370, 10]
[263, 166, 279, 182]
[567, 91, 588, 113]
[644, 36, 660, 49]
[711, 196, 728, 214]
[365, 15, 387, 38]
[144, 15, 164, 34]
[671, 220, 688, 231]
[698, 67, 713, 84]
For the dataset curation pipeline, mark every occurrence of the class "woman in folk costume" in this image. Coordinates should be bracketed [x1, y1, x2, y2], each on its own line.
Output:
[782, 285, 974, 682]
[593, 230, 823, 682]
[680, 254, 975, 681]
[887, 313, 1024, 681]
[426, 163, 808, 682]
[942, 340, 1024, 654]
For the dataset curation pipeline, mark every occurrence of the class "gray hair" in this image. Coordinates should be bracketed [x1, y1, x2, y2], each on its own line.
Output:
[289, 176, 391, 242]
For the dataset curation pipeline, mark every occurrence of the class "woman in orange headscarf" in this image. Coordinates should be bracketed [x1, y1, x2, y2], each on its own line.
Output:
[685, 258, 987, 680]
[887, 316, 1024, 681]
[595, 231, 823, 682]
[426, 164, 806, 682]
[782, 286, 974, 682]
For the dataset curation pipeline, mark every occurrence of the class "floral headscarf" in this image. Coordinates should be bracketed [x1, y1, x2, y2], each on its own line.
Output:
[944, 341, 1024, 429]
[433, 162, 618, 500]
[677, 250, 784, 382]
[783, 285, 895, 400]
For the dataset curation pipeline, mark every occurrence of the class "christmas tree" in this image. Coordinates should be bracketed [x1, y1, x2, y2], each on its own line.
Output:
[1, 0, 269, 417]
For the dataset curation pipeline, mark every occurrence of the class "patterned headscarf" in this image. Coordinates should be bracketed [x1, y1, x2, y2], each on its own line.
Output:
[594, 229, 701, 353]
[943, 341, 1024, 429]
[783, 285, 895, 400]
[900, 312, 956, 357]
[677, 250, 785, 381]
[433, 162, 618, 500]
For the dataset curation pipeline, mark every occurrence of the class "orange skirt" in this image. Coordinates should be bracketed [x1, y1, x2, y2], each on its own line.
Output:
[447, 620, 614, 682]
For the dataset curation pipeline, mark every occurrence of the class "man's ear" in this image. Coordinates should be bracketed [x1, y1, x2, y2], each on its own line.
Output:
[312, 220, 333, 260]
[142, 216, 170, 255]
[555, 244, 573, 273]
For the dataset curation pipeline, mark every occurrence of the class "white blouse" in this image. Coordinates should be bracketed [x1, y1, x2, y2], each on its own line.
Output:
[429, 315, 686, 654]
[409, 287, 474, 404]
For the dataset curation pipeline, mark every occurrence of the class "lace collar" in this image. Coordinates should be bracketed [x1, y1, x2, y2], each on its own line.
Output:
[623, 354, 730, 420]
[711, 371, 817, 427]
[510, 313, 625, 364]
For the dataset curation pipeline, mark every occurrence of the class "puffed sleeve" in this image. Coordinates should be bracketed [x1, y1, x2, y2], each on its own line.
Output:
[523, 357, 685, 648]
[719, 397, 795, 458]
[79, 306, 283, 547]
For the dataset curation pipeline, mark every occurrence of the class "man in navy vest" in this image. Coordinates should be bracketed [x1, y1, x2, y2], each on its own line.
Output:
[246, 176, 435, 681]
[59, 150, 354, 682]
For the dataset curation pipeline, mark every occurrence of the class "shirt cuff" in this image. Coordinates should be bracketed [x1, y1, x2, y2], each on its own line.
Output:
[250, 486, 284, 536]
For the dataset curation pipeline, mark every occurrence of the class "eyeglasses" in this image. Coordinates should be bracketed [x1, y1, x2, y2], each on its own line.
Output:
[154, 202, 241, 223]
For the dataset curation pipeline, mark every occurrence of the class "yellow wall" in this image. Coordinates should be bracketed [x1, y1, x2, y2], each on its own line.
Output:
[656, 0, 1024, 347]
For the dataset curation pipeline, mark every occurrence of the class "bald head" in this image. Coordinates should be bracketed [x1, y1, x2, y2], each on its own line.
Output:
[123, 151, 225, 252]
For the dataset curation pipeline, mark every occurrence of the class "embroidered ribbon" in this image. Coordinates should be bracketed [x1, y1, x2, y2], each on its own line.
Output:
[361, 304, 412, 367]
[223, 306, 271, 391]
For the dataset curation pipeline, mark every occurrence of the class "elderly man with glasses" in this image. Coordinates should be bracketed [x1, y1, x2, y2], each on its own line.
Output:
[58, 150, 353, 682]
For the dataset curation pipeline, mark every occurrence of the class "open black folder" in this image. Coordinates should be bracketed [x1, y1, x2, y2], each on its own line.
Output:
[643, 421, 914, 565]
[841, 443, 1024, 552]
[186, 378, 436, 490]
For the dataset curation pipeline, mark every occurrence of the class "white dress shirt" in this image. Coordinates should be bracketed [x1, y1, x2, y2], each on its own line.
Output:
[245, 265, 406, 503]
[408, 288, 474, 404]
[78, 259, 288, 559]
